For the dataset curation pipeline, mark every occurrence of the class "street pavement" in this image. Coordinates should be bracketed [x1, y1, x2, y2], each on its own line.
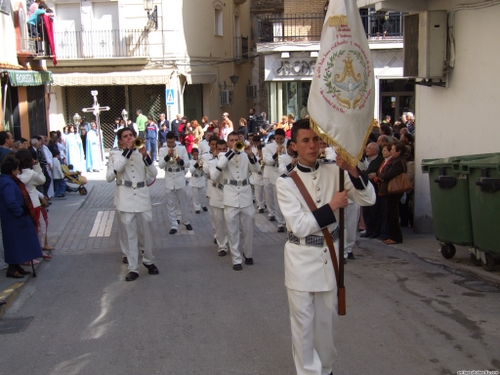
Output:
[0, 166, 499, 375]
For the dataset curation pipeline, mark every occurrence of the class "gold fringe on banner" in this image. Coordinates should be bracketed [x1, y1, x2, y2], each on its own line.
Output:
[309, 117, 375, 168]
[328, 15, 348, 27]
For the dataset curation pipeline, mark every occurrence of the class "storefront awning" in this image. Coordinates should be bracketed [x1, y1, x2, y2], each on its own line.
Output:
[51, 70, 174, 86]
[186, 73, 217, 85]
[1, 70, 53, 86]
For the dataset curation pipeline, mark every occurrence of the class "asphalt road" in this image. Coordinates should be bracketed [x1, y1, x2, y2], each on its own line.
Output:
[1, 181, 499, 375]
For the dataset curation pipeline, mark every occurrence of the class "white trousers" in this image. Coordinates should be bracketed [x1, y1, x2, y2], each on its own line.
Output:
[211, 206, 228, 251]
[287, 288, 338, 375]
[344, 203, 360, 256]
[116, 209, 144, 256]
[224, 205, 255, 265]
[264, 180, 285, 226]
[254, 184, 265, 210]
[119, 210, 154, 273]
[191, 186, 207, 211]
[166, 187, 190, 229]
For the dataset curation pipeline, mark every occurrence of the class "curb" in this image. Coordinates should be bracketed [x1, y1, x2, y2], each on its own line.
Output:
[0, 282, 24, 318]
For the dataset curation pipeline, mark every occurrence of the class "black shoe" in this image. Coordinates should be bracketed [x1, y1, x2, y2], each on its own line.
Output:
[169, 228, 177, 235]
[347, 253, 355, 260]
[360, 232, 372, 238]
[195, 210, 201, 214]
[269, 216, 276, 221]
[244, 257, 253, 265]
[143, 263, 159, 275]
[202, 207, 208, 212]
[0, 300, 6, 306]
[277, 226, 285, 233]
[6, 271, 25, 278]
[214, 238, 217, 244]
[218, 250, 227, 257]
[177, 220, 180, 224]
[233, 264, 242, 271]
[185, 224, 193, 230]
[258, 208, 264, 213]
[370, 233, 380, 238]
[123, 256, 129, 264]
[15, 265, 31, 275]
[125, 272, 139, 281]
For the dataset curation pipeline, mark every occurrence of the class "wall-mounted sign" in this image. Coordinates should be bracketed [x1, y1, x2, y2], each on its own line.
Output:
[265, 54, 317, 81]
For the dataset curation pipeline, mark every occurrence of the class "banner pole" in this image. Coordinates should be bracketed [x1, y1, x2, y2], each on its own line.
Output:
[338, 169, 345, 289]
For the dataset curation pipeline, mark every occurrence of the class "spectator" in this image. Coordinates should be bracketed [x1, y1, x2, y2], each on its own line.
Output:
[247, 108, 257, 135]
[27, 2, 47, 38]
[0, 156, 43, 278]
[0, 131, 14, 163]
[238, 118, 249, 140]
[52, 149, 66, 198]
[191, 120, 204, 147]
[135, 109, 148, 139]
[158, 123, 168, 148]
[170, 114, 182, 141]
[184, 127, 194, 156]
[201, 115, 210, 132]
[378, 141, 407, 244]
[145, 114, 159, 162]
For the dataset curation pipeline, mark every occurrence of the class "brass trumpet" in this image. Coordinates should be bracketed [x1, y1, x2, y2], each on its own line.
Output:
[234, 141, 246, 152]
[168, 148, 178, 164]
[134, 137, 145, 149]
[277, 144, 287, 155]
[197, 160, 204, 170]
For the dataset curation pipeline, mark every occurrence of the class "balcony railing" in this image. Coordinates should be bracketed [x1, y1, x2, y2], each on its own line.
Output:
[20, 17, 54, 58]
[53, 29, 149, 59]
[235, 36, 249, 59]
[257, 12, 406, 43]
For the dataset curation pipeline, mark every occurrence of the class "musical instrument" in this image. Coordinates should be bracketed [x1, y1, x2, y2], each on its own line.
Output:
[168, 148, 178, 164]
[197, 160, 203, 170]
[277, 144, 287, 155]
[234, 141, 246, 152]
[134, 137, 145, 149]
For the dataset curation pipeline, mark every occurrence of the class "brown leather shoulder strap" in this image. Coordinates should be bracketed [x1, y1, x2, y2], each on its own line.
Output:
[289, 171, 340, 287]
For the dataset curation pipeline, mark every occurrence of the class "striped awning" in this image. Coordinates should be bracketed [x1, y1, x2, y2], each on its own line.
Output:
[51, 69, 174, 86]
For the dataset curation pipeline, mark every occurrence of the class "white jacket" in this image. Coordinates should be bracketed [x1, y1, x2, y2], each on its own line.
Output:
[158, 144, 189, 190]
[18, 164, 46, 209]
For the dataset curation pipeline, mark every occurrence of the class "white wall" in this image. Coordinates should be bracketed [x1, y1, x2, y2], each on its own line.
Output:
[0, 0, 19, 66]
[414, 1, 500, 232]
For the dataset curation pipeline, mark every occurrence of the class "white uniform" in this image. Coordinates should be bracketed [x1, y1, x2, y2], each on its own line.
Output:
[198, 139, 210, 155]
[189, 159, 207, 212]
[252, 155, 265, 211]
[158, 144, 191, 230]
[276, 161, 375, 375]
[263, 142, 285, 227]
[202, 152, 217, 239]
[278, 152, 295, 176]
[206, 157, 229, 252]
[113, 148, 157, 274]
[216, 149, 260, 265]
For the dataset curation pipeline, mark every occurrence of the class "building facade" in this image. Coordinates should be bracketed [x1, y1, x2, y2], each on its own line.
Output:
[1, 0, 54, 140]
[46, 0, 252, 147]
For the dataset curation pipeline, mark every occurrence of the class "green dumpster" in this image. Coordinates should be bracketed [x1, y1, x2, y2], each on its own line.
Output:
[421, 153, 496, 259]
[460, 155, 500, 270]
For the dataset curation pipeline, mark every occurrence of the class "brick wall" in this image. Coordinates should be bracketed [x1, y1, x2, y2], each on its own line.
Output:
[285, 0, 325, 15]
[251, 0, 284, 13]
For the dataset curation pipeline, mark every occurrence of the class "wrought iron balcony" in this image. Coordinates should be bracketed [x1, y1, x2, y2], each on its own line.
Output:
[257, 12, 406, 43]
[54, 29, 149, 59]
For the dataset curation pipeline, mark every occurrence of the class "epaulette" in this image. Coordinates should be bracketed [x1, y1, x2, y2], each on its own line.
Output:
[318, 158, 336, 164]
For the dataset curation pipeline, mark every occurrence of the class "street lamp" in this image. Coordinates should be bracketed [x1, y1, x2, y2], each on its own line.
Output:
[73, 113, 81, 127]
[121, 109, 128, 122]
[143, 0, 158, 30]
[229, 75, 239, 85]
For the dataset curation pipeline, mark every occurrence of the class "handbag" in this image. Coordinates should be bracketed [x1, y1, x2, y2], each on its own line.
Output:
[388, 172, 413, 194]
[289, 171, 346, 316]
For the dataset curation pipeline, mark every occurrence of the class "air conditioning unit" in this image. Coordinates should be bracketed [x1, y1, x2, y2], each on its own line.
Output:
[404, 11, 447, 79]
[220, 90, 233, 106]
[246, 85, 257, 99]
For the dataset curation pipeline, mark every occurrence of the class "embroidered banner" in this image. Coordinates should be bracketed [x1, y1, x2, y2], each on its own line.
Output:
[307, 0, 375, 167]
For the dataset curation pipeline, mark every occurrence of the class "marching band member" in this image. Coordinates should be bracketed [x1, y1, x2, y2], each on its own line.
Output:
[113, 128, 158, 281]
[278, 139, 298, 176]
[189, 148, 208, 214]
[216, 132, 260, 270]
[262, 128, 287, 232]
[276, 119, 375, 375]
[159, 131, 193, 235]
[202, 136, 220, 243]
[253, 145, 266, 213]
[206, 140, 229, 256]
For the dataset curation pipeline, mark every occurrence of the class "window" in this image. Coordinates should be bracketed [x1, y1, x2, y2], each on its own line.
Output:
[214, 5, 223, 36]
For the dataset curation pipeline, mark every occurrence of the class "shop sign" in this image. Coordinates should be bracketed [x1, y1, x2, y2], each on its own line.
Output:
[265, 55, 317, 81]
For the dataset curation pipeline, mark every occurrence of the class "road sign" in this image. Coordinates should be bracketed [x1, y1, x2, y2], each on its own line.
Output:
[166, 88, 175, 106]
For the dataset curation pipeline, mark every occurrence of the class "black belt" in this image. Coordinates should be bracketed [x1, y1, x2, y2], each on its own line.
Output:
[211, 182, 224, 190]
[116, 179, 146, 188]
[192, 172, 204, 178]
[167, 167, 185, 172]
[224, 178, 249, 186]
[287, 227, 340, 247]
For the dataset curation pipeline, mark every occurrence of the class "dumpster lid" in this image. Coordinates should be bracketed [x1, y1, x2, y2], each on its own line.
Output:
[460, 154, 500, 168]
[422, 153, 497, 170]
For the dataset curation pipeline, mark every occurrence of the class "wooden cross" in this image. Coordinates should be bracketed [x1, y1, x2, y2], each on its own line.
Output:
[82, 90, 110, 162]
